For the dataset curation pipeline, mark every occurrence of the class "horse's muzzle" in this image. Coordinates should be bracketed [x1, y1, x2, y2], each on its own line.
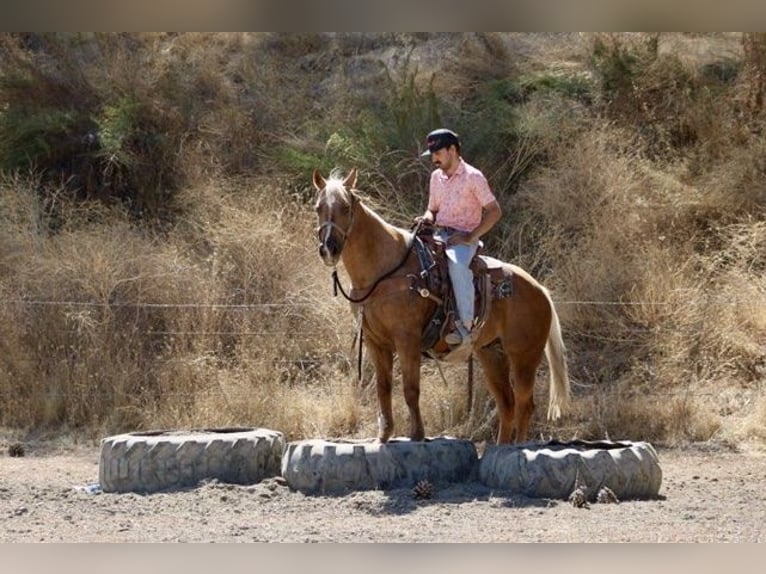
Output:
[318, 238, 341, 266]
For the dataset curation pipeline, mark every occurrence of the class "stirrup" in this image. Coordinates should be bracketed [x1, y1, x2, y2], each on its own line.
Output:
[445, 331, 471, 346]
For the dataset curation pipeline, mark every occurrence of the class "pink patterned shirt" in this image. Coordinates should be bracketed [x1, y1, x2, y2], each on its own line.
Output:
[427, 158, 496, 232]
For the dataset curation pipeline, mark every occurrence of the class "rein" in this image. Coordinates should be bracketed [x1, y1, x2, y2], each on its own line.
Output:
[331, 220, 423, 304]
[331, 242, 410, 304]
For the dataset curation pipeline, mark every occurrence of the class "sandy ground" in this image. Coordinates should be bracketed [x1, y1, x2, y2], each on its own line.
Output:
[1, 436, 765, 543]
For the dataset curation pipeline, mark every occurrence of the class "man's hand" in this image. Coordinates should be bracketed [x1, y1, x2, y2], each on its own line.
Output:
[414, 211, 435, 226]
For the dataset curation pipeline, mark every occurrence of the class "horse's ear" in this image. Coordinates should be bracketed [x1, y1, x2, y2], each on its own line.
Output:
[312, 169, 325, 191]
[343, 168, 358, 190]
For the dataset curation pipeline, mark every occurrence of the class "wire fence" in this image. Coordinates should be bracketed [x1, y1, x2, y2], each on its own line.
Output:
[0, 299, 314, 309]
[2, 294, 764, 348]
[2, 294, 762, 337]
[2, 292, 763, 309]
[2, 295, 763, 378]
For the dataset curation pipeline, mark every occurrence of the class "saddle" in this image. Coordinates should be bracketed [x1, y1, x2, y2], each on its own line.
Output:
[408, 225, 515, 360]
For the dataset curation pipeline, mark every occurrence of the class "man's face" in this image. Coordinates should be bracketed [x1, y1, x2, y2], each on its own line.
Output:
[430, 146, 454, 170]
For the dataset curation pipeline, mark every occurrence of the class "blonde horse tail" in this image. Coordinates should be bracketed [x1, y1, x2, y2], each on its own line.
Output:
[543, 288, 570, 421]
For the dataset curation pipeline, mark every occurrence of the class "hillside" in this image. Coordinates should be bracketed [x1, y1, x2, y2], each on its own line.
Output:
[0, 32, 764, 448]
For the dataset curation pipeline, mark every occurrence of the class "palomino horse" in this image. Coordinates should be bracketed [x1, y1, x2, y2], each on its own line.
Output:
[313, 168, 570, 444]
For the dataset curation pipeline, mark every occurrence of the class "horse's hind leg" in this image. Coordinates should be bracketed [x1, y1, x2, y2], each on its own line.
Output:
[475, 345, 515, 444]
[367, 343, 395, 442]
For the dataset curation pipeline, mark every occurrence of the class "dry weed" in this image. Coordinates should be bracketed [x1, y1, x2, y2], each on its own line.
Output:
[2, 33, 766, 448]
[741, 395, 766, 441]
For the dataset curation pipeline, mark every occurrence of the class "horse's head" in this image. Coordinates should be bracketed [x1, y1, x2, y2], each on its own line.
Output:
[312, 168, 358, 267]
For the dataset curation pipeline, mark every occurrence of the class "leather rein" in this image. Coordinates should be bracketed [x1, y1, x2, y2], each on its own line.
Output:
[322, 210, 423, 304]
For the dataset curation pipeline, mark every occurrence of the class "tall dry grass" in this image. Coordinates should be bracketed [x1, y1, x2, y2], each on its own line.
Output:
[513, 82, 766, 444]
[0, 172, 340, 435]
[0, 171, 474, 441]
[1, 33, 765, 447]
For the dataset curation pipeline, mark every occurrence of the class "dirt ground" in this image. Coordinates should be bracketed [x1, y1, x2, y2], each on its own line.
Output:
[1, 435, 765, 543]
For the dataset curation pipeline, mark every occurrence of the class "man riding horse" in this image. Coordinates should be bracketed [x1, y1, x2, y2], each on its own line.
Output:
[313, 157, 570, 444]
[415, 129, 503, 351]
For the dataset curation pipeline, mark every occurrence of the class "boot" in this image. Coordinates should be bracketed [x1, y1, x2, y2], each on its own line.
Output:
[445, 320, 472, 346]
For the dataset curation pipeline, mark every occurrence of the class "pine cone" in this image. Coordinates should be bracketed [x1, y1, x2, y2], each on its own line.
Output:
[412, 479, 434, 500]
[568, 486, 590, 508]
[8, 443, 25, 457]
[596, 486, 619, 504]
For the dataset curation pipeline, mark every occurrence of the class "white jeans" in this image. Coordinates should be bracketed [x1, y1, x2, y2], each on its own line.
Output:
[435, 229, 479, 328]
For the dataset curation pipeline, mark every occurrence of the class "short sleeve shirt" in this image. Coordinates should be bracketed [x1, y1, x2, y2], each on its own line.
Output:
[427, 158, 496, 232]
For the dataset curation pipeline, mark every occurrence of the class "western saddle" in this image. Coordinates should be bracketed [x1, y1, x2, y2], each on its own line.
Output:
[408, 224, 514, 360]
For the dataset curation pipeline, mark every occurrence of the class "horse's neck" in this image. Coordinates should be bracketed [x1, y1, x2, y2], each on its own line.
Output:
[341, 203, 410, 288]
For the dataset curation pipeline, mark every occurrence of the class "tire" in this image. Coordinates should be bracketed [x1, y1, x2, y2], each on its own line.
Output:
[281, 436, 479, 495]
[479, 439, 663, 500]
[99, 427, 284, 494]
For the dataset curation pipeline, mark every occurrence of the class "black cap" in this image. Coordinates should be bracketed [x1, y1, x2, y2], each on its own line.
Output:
[420, 128, 460, 157]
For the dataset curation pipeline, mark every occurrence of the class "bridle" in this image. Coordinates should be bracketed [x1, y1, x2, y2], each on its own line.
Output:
[316, 219, 352, 246]
[316, 184, 356, 247]
[317, 189, 420, 304]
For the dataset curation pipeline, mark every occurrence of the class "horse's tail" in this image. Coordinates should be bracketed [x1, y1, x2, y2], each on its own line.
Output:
[543, 288, 570, 421]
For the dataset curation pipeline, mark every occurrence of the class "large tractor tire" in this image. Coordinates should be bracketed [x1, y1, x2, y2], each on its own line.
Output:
[479, 439, 663, 500]
[281, 436, 479, 495]
[99, 427, 284, 494]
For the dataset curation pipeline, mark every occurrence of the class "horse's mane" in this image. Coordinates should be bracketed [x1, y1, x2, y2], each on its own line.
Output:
[325, 171, 409, 237]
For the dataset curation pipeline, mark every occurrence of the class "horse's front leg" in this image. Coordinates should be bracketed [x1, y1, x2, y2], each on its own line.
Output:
[397, 342, 425, 441]
[367, 343, 395, 442]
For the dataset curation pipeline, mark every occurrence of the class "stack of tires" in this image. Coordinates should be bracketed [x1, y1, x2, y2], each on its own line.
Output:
[99, 429, 662, 500]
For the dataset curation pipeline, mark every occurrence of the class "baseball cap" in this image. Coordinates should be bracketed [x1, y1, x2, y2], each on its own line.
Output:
[420, 128, 460, 157]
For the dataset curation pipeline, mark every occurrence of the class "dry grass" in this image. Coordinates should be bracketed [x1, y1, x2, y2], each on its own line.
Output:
[741, 395, 766, 442]
[2, 33, 766, 448]
[0, 172, 340, 438]
[0, 168, 468, 441]
[513, 106, 766, 444]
